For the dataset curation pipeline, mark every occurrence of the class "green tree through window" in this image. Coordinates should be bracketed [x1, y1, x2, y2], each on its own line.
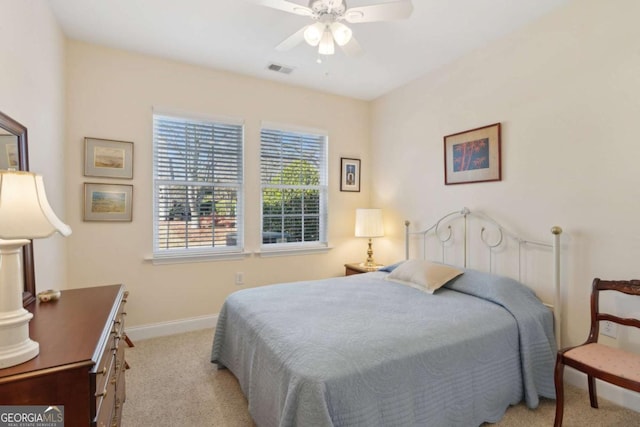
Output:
[261, 126, 327, 247]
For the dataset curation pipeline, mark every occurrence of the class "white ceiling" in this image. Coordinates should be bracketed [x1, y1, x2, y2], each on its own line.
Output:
[49, 0, 568, 101]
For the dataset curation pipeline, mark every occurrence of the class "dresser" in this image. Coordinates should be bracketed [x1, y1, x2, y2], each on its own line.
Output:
[0, 285, 128, 427]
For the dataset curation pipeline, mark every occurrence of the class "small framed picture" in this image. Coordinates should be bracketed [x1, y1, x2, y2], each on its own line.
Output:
[340, 157, 361, 192]
[84, 137, 133, 179]
[444, 123, 501, 185]
[84, 183, 133, 222]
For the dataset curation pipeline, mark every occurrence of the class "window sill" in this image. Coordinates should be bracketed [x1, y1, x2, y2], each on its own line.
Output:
[256, 245, 332, 258]
[145, 250, 251, 265]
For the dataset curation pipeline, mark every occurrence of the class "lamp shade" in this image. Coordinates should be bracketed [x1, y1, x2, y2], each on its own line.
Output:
[330, 22, 352, 46]
[318, 28, 335, 55]
[0, 171, 72, 239]
[355, 208, 384, 238]
[303, 22, 324, 46]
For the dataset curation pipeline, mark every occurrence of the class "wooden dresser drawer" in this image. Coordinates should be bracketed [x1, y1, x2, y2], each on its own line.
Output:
[94, 289, 128, 427]
[93, 332, 115, 403]
[95, 353, 116, 427]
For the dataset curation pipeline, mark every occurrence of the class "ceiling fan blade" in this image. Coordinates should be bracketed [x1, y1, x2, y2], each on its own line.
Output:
[344, 1, 413, 23]
[340, 36, 364, 57]
[275, 26, 308, 51]
[255, 0, 313, 16]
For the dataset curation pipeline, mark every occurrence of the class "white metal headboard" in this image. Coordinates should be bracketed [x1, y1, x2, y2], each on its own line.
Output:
[404, 207, 563, 347]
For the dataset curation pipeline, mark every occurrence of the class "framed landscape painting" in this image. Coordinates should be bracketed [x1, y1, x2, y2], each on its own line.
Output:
[84, 137, 133, 179]
[444, 123, 501, 185]
[84, 183, 133, 221]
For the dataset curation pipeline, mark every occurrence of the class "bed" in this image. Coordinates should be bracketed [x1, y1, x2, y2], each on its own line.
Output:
[211, 208, 563, 426]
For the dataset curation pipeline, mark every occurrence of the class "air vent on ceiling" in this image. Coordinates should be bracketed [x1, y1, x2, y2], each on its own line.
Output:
[267, 63, 294, 75]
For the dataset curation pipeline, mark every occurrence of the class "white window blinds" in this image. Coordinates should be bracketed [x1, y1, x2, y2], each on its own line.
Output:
[153, 113, 244, 256]
[260, 125, 328, 247]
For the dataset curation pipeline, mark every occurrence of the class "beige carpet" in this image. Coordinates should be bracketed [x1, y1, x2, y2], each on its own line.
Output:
[122, 329, 639, 427]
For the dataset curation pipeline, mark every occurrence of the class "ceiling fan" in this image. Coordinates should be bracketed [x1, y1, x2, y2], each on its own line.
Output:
[256, 0, 414, 56]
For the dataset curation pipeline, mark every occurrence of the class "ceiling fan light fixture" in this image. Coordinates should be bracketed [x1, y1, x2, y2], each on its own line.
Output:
[318, 29, 335, 55]
[330, 22, 352, 46]
[260, 0, 414, 57]
[303, 22, 324, 46]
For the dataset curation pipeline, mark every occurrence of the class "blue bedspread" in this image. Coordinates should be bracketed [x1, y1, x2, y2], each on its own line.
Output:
[211, 269, 556, 427]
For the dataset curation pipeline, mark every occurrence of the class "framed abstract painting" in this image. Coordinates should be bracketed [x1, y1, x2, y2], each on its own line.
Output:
[444, 123, 501, 185]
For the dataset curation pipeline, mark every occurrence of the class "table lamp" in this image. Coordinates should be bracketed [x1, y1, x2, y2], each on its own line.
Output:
[355, 208, 384, 269]
[0, 171, 72, 368]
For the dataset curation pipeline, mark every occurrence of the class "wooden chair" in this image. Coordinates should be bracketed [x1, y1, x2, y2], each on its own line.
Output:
[554, 278, 640, 426]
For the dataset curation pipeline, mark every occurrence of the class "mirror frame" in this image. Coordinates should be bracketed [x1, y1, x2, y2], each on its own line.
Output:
[0, 111, 36, 306]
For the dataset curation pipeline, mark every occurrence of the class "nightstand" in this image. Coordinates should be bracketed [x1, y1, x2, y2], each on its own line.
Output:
[345, 263, 383, 276]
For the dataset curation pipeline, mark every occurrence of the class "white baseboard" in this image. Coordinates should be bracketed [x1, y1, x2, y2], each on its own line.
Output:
[564, 367, 640, 413]
[125, 314, 218, 342]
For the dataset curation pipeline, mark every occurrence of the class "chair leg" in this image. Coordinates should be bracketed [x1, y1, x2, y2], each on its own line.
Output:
[554, 356, 565, 427]
[588, 375, 598, 408]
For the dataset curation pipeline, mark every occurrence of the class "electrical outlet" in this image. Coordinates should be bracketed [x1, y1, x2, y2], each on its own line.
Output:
[601, 320, 618, 338]
[235, 272, 244, 286]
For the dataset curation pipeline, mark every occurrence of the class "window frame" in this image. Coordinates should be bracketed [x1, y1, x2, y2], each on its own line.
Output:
[151, 109, 246, 263]
[259, 121, 329, 255]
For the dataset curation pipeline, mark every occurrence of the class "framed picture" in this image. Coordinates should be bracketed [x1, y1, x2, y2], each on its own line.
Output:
[444, 123, 501, 185]
[340, 157, 361, 192]
[84, 183, 133, 222]
[84, 137, 133, 179]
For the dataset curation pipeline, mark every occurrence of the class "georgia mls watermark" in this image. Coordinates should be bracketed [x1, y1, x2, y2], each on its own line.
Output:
[0, 406, 64, 427]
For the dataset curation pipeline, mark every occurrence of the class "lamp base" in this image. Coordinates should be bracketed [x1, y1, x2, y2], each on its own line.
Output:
[363, 238, 376, 267]
[0, 309, 39, 368]
[0, 239, 39, 369]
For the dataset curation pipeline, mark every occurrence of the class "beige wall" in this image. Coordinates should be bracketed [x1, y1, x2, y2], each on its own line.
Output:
[371, 0, 640, 408]
[0, 0, 68, 291]
[65, 41, 371, 327]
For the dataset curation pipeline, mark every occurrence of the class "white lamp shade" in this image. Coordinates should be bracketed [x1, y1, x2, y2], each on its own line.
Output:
[304, 22, 324, 46]
[330, 22, 353, 46]
[0, 171, 72, 239]
[355, 208, 384, 238]
[318, 29, 335, 55]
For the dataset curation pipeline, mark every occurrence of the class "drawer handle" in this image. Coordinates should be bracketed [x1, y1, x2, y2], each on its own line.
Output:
[98, 367, 107, 375]
[95, 388, 108, 398]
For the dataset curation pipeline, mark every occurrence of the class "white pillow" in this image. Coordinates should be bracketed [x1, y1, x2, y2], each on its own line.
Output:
[385, 260, 463, 294]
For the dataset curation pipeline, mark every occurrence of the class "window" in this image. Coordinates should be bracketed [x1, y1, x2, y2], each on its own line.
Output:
[260, 123, 328, 249]
[153, 112, 243, 259]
